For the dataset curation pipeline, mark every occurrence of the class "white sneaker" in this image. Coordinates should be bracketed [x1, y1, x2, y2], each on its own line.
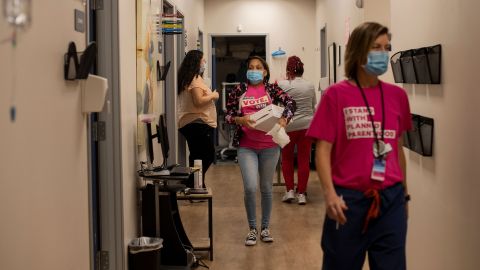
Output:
[297, 193, 307, 205]
[245, 228, 258, 246]
[260, 228, 274, 243]
[282, 190, 295, 203]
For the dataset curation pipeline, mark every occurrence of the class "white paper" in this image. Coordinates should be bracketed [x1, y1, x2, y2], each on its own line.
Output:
[266, 124, 290, 148]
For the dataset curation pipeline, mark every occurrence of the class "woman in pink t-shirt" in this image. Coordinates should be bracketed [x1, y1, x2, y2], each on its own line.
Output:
[225, 56, 296, 246]
[306, 22, 412, 269]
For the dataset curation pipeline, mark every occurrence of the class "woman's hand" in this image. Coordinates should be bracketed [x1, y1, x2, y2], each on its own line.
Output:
[324, 191, 348, 225]
[192, 87, 218, 106]
[236, 115, 256, 129]
[210, 90, 219, 101]
[278, 117, 287, 128]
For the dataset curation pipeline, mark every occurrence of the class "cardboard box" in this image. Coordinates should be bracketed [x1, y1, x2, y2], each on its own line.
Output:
[249, 104, 284, 132]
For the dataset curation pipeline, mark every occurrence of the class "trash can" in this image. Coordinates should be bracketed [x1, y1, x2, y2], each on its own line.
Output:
[128, 237, 163, 270]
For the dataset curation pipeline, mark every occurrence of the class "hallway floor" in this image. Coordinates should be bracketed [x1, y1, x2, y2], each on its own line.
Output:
[178, 162, 327, 269]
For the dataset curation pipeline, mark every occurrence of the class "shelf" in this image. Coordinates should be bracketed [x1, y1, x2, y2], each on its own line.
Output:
[177, 187, 213, 199]
[191, 238, 211, 250]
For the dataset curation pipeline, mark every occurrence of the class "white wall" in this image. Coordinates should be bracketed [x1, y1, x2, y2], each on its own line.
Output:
[0, 1, 90, 270]
[315, 0, 364, 86]
[205, 0, 317, 84]
[119, 0, 138, 268]
[391, 1, 480, 269]
[314, 0, 395, 97]
[364, 0, 393, 83]
[173, 0, 205, 53]
[364, 0, 390, 28]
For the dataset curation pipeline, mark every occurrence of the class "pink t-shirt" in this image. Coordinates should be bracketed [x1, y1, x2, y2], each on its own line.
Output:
[239, 84, 277, 149]
[306, 80, 412, 191]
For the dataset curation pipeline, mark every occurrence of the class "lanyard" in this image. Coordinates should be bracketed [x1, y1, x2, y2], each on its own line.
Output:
[354, 78, 385, 154]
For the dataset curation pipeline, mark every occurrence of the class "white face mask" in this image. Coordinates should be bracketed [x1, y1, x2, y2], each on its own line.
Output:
[199, 63, 207, 74]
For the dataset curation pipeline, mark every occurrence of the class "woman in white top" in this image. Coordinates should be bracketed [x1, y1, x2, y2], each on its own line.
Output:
[278, 56, 317, 204]
[177, 50, 219, 187]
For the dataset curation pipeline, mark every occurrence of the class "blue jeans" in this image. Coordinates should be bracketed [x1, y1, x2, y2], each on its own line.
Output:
[237, 146, 280, 229]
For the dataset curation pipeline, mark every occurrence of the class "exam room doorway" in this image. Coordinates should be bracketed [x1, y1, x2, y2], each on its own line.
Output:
[210, 34, 267, 162]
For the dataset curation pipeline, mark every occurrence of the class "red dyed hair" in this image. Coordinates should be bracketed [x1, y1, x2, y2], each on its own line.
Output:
[286, 56, 304, 79]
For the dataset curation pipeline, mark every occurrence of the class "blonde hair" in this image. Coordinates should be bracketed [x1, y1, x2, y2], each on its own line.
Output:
[344, 22, 389, 79]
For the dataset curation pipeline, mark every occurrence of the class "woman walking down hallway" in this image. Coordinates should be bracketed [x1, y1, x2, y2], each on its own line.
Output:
[177, 50, 219, 187]
[225, 56, 296, 246]
[307, 22, 412, 270]
[278, 56, 317, 205]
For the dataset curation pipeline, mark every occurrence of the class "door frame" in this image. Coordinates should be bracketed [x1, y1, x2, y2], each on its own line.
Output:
[208, 33, 270, 92]
[95, 0, 125, 269]
[86, 1, 101, 269]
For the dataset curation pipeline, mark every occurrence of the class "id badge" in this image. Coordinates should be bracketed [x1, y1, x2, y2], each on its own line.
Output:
[373, 141, 393, 158]
[371, 158, 386, 182]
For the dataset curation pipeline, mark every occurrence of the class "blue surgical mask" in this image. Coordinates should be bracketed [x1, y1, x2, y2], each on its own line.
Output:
[199, 63, 207, 74]
[246, 70, 264, 84]
[364, 51, 389, 76]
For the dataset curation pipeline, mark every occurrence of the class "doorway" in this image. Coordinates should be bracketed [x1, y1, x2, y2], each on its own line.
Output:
[210, 35, 267, 161]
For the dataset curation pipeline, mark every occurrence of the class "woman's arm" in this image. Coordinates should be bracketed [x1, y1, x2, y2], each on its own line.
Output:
[398, 135, 409, 218]
[225, 84, 243, 124]
[269, 83, 296, 122]
[277, 117, 287, 128]
[191, 87, 219, 107]
[316, 140, 348, 224]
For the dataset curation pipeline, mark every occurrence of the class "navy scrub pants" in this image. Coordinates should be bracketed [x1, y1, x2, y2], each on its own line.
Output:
[321, 183, 407, 270]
